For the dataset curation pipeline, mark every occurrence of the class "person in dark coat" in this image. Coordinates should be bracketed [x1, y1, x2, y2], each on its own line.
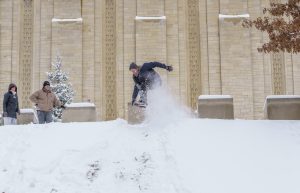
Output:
[129, 61, 173, 106]
[2, 83, 20, 125]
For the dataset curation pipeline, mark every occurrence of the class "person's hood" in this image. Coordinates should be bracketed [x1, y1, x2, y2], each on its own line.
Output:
[8, 83, 17, 92]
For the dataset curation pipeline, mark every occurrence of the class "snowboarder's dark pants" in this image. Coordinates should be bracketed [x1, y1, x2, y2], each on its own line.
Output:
[139, 82, 161, 105]
[37, 110, 53, 124]
[139, 90, 147, 104]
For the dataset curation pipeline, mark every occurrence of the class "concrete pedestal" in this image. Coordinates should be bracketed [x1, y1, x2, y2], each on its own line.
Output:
[0, 113, 3, 126]
[265, 95, 300, 120]
[17, 109, 35, 124]
[128, 103, 146, 124]
[62, 103, 96, 122]
[198, 95, 234, 119]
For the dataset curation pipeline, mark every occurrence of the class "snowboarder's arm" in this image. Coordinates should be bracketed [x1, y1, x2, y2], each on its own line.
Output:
[141, 62, 167, 71]
[29, 91, 39, 104]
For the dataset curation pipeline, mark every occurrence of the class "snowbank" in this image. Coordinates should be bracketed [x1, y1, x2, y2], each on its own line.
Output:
[0, 119, 300, 193]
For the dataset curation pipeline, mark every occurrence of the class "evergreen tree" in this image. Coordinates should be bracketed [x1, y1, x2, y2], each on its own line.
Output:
[47, 56, 75, 121]
[242, 0, 300, 53]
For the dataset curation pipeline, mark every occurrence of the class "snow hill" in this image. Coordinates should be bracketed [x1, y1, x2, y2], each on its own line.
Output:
[1, 88, 300, 193]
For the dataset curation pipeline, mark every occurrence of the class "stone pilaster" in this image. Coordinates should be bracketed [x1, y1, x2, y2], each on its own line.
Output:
[123, 0, 136, 120]
[102, 0, 117, 120]
[259, 0, 272, 99]
[199, 0, 209, 95]
[271, 52, 286, 94]
[116, 0, 125, 118]
[11, 0, 21, 88]
[178, 0, 189, 105]
[32, 0, 41, 91]
[82, 0, 95, 102]
[94, 0, 104, 120]
[207, 0, 221, 94]
[19, 0, 34, 108]
[284, 53, 295, 95]
[0, 0, 13, 96]
[39, 0, 54, 88]
[248, 0, 267, 119]
[187, 0, 201, 110]
[165, 0, 181, 99]
[268, 0, 286, 95]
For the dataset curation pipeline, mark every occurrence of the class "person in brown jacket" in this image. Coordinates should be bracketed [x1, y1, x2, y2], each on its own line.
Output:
[29, 81, 64, 124]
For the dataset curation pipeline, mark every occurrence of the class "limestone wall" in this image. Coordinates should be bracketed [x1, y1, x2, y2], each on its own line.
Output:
[0, 0, 299, 120]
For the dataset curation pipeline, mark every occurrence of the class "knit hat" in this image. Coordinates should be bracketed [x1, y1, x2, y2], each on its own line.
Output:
[43, 81, 50, 87]
[129, 62, 138, 70]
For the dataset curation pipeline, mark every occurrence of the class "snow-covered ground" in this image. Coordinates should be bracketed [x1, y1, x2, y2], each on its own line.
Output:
[1, 88, 300, 193]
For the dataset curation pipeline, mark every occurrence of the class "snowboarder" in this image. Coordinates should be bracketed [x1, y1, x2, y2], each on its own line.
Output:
[129, 61, 173, 107]
[2, 83, 20, 125]
[29, 81, 65, 124]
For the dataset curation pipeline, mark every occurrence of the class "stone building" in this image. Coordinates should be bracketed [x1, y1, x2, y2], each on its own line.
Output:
[0, 0, 299, 120]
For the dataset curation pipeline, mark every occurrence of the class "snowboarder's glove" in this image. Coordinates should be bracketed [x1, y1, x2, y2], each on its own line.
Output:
[166, 65, 173, 72]
[17, 110, 20, 115]
[61, 105, 66, 109]
[3, 112, 7, 117]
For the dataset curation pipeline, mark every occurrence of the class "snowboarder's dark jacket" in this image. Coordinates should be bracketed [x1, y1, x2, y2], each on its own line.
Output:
[132, 62, 167, 101]
[3, 83, 19, 118]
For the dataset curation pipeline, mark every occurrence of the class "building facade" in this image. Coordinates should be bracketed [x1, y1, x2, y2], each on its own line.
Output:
[0, 0, 299, 120]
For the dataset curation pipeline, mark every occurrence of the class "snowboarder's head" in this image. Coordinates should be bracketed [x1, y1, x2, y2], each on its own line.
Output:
[43, 81, 51, 91]
[129, 62, 139, 76]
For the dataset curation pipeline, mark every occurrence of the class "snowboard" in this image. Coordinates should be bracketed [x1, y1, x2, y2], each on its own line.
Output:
[133, 102, 147, 108]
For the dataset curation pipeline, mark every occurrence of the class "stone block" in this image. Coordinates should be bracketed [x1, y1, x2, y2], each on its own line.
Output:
[62, 103, 96, 122]
[127, 103, 146, 124]
[0, 113, 3, 126]
[265, 95, 300, 120]
[198, 95, 234, 119]
[17, 109, 36, 124]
